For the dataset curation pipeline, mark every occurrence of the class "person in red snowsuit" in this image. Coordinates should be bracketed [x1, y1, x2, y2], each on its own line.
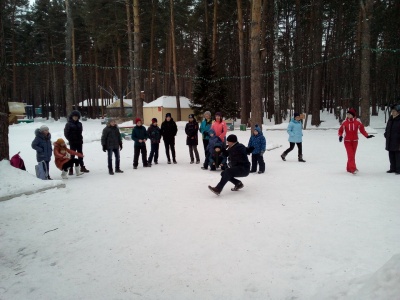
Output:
[338, 108, 374, 174]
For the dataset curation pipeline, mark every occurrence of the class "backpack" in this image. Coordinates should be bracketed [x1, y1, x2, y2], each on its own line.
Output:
[35, 160, 48, 180]
[10, 152, 26, 171]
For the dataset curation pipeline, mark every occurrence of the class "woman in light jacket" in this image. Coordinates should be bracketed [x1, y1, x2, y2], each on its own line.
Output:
[281, 113, 306, 162]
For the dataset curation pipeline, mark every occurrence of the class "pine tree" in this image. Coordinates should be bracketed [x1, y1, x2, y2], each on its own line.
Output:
[191, 37, 235, 118]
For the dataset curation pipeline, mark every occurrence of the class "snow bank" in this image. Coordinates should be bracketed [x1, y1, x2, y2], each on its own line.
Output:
[0, 161, 65, 201]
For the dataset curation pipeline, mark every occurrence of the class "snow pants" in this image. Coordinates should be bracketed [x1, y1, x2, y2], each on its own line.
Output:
[251, 153, 265, 172]
[216, 166, 250, 191]
[344, 141, 358, 173]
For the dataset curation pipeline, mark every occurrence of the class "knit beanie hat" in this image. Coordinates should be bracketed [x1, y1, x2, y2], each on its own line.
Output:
[188, 114, 194, 119]
[347, 108, 357, 117]
[294, 112, 300, 118]
[56, 138, 65, 145]
[165, 113, 172, 118]
[204, 111, 211, 117]
[39, 125, 49, 132]
[215, 112, 222, 118]
[227, 134, 238, 143]
[152, 118, 157, 123]
[135, 117, 142, 124]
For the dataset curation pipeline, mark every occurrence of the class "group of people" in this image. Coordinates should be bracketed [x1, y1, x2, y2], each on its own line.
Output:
[30, 105, 400, 191]
[31, 110, 89, 180]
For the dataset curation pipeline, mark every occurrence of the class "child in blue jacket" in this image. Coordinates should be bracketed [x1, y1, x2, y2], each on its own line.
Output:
[201, 129, 220, 170]
[248, 125, 266, 174]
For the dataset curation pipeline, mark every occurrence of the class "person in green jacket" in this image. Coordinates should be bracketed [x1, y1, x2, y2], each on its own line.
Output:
[131, 118, 150, 169]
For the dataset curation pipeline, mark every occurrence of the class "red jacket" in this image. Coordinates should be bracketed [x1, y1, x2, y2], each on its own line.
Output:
[53, 142, 83, 170]
[211, 120, 227, 143]
[338, 118, 368, 141]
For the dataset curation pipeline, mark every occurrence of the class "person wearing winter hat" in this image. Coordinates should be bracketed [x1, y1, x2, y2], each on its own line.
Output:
[384, 104, 400, 174]
[131, 117, 149, 169]
[53, 138, 84, 179]
[208, 134, 251, 195]
[199, 111, 213, 165]
[160, 112, 178, 164]
[201, 128, 220, 170]
[31, 125, 52, 179]
[185, 114, 200, 164]
[64, 110, 89, 175]
[248, 125, 266, 174]
[338, 108, 374, 174]
[101, 118, 123, 175]
[147, 118, 161, 165]
[281, 112, 306, 162]
[208, 143, 227, 171]
[211, 112, 227, 144]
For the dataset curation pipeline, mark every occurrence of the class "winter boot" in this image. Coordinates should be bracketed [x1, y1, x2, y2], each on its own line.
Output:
[298, 155, 306, 162]
[281, 152, 287, 161]
[231, 182, 244, 191]
[115, 168, 124, 173]
[173, 159, 177, 164]
[68, 168, 74, 175]
[80, 166, 90, 173]
[47, 175, 53, 180]
[208, 186, 221, 195]
[61, 171, 68, 179]
[109, 168, 114, 175]
[75, 166, 84, 176]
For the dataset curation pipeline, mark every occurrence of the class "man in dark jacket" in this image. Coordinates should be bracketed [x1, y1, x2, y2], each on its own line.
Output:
[208, 134, 251, 195]
[160, 113, 178, 164]
[101, 118, 123, 175]
[131, 117, 149, 169]
[64, 110, 89, 174]
[385, 104, 400, 174]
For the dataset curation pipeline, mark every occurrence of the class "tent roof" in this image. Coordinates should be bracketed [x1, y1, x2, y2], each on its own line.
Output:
[143, 96, 191, 108]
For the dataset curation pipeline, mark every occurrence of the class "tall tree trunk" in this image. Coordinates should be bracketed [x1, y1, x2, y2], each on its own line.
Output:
[311, 0, 322, 126]
[170, 0, 181, 121]
[273, 0, 281, 124]
[360, 0, 373, 126]
[212, 0, 218, 62]
[237, 0, 247, 125]
[0, 0, 9, 161]
[50, 40, 59, 120]
[65, 0, 74, 116]
[250, 0, 262, 129]
[117, 45, 125, 116]
[148, 0, 156, 102]
[126, 0, 135, 116]
[72, 27, 78, 112]
[133, 0, 142, 119]
[204, 0, 208, 34]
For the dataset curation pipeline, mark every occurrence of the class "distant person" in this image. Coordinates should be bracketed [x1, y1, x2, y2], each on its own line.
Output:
[201, 129, 220, 170]
[160, 113, 178, 164]
[199, 111, 213, 167]
[185, 114, 200, 164]
[281, 113, 306, 162]
[64, 110, 89, 175]
[248, 125, 266, 174]
[208, 134, 252, 195]
[384, 104, 400, 174]
[101, 118, 123, 175]
[211, 112, 227, 144]
[53, 138, 84, 179]
[131, 117, 149, 169]
[147, 118, 161, 166]
[209, 143, 227, 171]
[338, 108, 374, 174]
[31, 125, 52, 180]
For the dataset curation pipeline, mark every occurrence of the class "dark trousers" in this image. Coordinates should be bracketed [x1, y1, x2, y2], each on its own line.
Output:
[69, 143, 84, 167]
[284, 142, 303, 156]
[134, 145, 148, 167]
[216, 166, 250, 191]
[107, 148, 120, 170]
[148, 143, 159, 163]
[188, 145, 200, 162]
[164, 139, 176, 161]
[251, 153, 265, 172]
[388, 151, 400, 172]
[203, 139, 210, 168]
[62, 158, 80, 171]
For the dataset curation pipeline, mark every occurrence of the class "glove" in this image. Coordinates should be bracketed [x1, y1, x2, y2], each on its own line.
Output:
[119, 143, 123, 150]
[367, 135, 374, 139]
[339, 136, 343, 142]
[102, 145, 107, 152]
[246, 146, 255, 155]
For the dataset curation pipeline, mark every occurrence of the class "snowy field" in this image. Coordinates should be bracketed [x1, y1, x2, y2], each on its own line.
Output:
[0, 110, 399, 300]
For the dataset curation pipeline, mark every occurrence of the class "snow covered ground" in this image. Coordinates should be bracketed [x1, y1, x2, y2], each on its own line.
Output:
[0, 110, 398, 300]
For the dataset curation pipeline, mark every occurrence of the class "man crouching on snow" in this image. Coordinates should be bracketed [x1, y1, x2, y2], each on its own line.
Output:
[208, 134, 252, 195]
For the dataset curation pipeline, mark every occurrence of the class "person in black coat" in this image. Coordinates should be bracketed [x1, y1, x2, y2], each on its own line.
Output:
[185, 114, 200, 164]
[160, 113, 178, 164]
[101, 118, 123, 175]
[208, 134, 252, 195]
[384, 104, 400, 174]
[147, 118, 161, 165]
[64, 110, 89, 174]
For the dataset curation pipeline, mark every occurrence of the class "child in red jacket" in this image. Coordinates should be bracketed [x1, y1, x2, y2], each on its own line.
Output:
[338, 108, 374, 174]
